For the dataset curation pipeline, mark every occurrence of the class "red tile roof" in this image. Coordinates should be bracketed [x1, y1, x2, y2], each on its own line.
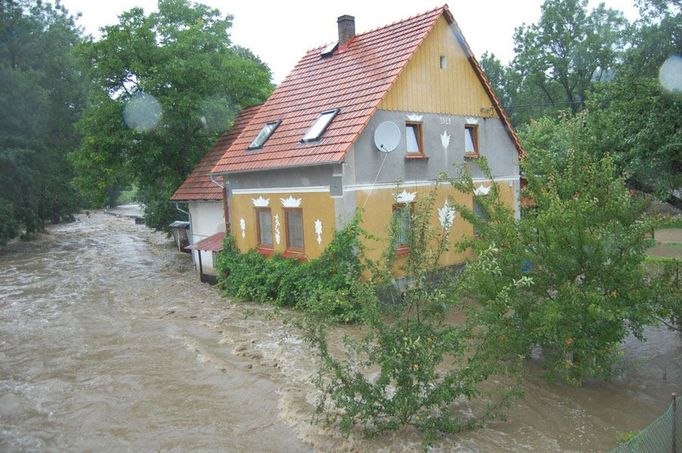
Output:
[185, 231, 225, 252]
[171, 105, 261, 201]
[211, 5, 523, 175]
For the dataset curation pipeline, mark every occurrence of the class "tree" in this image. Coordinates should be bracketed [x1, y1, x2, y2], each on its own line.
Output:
[479, 52, 514, 111]
[303, 187, 524, 445]
[499, 0, 627, 125]
[72, 0, 273, 229]
[583, 0, 682, 206]
[0, 0, 86, 244]
[458, 123, 658, 384]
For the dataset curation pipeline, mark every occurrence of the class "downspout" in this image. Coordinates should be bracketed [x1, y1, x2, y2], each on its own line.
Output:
[174, 201, 195, 266]
[210, 173, 231, 235]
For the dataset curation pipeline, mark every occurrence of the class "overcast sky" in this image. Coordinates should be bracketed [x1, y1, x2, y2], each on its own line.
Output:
[59, 0, 640, 84]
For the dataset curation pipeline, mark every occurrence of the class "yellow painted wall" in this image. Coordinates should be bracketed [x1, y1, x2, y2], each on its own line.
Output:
[228, 181, 515, 274]
[356, 182, 515, 274]
[229, 192, 335, 260]
[379, 16, 496, 117]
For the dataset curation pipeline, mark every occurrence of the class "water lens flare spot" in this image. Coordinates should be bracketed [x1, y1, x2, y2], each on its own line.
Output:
[123, 93, 162, 132]
[659, 55, 682, 93]
[199, 95, 233, 133]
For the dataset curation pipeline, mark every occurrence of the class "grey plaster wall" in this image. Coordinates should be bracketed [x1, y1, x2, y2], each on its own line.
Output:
[349, 110, 519, 185]
[224, 164, 340, 191]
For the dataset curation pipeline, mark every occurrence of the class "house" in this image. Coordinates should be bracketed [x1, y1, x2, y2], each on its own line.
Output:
[174, 4, 523, 279]
[170, 105, 261, 282]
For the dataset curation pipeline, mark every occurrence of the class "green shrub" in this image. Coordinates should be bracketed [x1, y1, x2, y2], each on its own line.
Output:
[302, 186, 524, 446]
[455, 150, 659, 384]
[216, 213, 368, 319]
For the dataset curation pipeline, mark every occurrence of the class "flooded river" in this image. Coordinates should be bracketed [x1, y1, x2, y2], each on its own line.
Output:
[1, 211, 680, 451]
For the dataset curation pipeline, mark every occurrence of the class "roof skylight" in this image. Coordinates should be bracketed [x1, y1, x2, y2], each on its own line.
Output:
[301, 109, 339, 142]
[248, 120, 281, 149]
[320, 41, 338, 58]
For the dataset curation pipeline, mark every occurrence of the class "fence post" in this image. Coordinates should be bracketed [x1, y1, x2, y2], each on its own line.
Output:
[673, 393, 677, 453]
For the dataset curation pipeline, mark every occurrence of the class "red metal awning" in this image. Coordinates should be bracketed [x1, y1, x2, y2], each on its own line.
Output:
[185, 232, 225, 252]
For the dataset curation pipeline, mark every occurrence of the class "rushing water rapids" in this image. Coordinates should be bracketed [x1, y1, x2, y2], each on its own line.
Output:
[1, 210, 680, 451]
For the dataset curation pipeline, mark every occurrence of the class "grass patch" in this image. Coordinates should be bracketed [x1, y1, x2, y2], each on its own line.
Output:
[645, 255, 682, 264]
[116, 185, 139, 205]
[658, 216, 682, 229]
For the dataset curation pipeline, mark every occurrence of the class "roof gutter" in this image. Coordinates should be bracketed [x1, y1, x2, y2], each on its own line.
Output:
[209, 174, 224, 189]
[211, 160, 339, 177]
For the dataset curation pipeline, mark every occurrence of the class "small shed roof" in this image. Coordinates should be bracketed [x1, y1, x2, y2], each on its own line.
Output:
[185, 232, 225, 252]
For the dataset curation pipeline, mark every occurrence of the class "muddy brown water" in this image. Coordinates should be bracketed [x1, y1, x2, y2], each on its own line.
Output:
[1, 211, 680, 452]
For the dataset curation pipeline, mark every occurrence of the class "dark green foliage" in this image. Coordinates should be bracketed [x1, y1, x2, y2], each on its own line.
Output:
[72, 0, 273, 230]
[504, 0, 627, 124]
[0, 0, 85, 244]
[479, 0, 681, 206]
[584, 0, 682, 206]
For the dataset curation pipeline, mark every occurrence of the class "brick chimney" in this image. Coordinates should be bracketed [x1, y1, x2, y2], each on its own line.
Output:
[337, 15, 355, 46]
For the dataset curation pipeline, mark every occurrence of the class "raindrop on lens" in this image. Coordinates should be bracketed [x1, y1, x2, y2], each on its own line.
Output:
[659, 55, 682, 94]
[123, 92, 162, 132]
[198, 95, 233, 133]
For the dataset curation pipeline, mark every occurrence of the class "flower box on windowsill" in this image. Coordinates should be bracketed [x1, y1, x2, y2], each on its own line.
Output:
[282, 249, 307, 260]
[405, 154, 429, 161]
[395, 246, 410, 257]
[256, 246, 274, 257]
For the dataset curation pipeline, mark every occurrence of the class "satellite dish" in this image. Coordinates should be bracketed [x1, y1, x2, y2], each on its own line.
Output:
[374, 121, 400, 153]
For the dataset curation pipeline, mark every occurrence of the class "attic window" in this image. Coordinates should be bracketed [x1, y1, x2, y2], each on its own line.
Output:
[405, 122, 424, 156]
[248, 120, 281, 149]
[439, 56, 447, 69]
[302, 109, 339, 142]
[464, 124, 479, 157]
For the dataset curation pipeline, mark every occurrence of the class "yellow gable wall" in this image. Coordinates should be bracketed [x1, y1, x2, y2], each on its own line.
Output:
[379, 16, 496, 117]
[230, 191, 335, 260]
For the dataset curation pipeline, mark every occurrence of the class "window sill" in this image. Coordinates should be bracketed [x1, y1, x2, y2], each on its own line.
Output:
[395, 246, 410, 257]
[405, 154, 428, 160]
[464, 152, 480, 159]
[282, 249, 307, 260]
[256, 246, 274, 257]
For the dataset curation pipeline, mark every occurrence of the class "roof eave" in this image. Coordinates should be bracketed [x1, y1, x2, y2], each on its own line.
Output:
[212, 160, 341, 177]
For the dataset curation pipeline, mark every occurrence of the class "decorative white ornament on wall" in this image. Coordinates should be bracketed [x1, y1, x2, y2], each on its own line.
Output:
[251, 196, 269, 207]
[274, 214, 281, 245]
[438, 201, 456, 231]
[406, 113, 423, 122]
[465, 117, 479, 125]
[440, 130, 451, 150]
[394, 190, 417, 203]
[314, 219, 323, 245]
[281, 195, 302, 208]
[474, 185, 492, 196]
[239, 218, 246, 239]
